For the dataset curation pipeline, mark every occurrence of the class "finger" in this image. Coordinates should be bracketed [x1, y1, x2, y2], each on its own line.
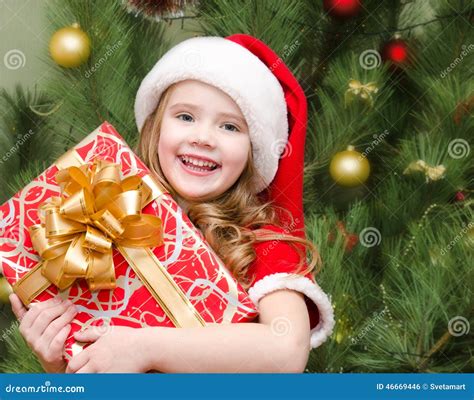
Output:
[9, 294, 27, 321]
[48, 324, 72, 359]
[20, 297, 63, 330]
[41, 304, 77, 346]
[66, 349, 90, 373]
[73, 327, 105, 343]
[76, 362, 96, 373]
[28, 301, 73, 336]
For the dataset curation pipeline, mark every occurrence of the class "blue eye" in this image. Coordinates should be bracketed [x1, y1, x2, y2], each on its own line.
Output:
[177, 114, 194, 122]
[222, 123, 239, 132]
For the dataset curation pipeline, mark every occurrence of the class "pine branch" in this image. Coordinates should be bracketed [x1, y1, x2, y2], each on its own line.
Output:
[0, 86, 64, 203]
[417, 330, 452, 371]
[0, 321, 44, 373]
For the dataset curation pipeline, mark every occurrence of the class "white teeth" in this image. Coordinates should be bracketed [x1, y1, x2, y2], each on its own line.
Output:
[180, 156, 218, 168]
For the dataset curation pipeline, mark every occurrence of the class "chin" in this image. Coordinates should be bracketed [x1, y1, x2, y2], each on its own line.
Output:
[177, 189, 215, 202]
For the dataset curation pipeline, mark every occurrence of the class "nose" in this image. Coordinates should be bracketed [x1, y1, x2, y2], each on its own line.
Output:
[188, 121, 216, 148]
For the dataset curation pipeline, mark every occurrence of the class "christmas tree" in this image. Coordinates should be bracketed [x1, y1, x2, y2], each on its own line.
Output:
[0, 0, 472, 373]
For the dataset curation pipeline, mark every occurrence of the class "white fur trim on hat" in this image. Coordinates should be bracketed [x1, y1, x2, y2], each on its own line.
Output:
[134, 36, 288, 193]
[248, 272, 335, 349]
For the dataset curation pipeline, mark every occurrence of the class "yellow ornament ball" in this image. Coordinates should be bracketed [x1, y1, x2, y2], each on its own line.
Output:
[329, 145, 370, 187]
[0, 276, 13, 304]
[49, 23, 91, 68]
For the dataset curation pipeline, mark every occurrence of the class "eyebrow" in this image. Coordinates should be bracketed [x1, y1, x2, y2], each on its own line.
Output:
[169, 102, 247, 126]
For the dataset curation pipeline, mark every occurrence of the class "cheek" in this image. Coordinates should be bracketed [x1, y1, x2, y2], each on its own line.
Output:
[157, 133, 178, 181]
[157, 135, 170, 158]
[157, 122, 181, 161]
[223, 137, 250, 170]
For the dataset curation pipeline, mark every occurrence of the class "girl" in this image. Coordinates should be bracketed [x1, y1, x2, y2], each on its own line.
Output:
[10, 34, 335, 373]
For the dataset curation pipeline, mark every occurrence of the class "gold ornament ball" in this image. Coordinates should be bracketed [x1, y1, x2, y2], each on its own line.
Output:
[49, 23, 91, 68]
[329, 145, 370, 187]
[0, 276, 13, 304]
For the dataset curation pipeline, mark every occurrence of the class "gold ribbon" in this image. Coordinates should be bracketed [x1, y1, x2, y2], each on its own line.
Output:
[19, 159, 163, 295]
[403, 160, 446, 182]
[13, 148, 206, 329]
[344, 79, 379, 108]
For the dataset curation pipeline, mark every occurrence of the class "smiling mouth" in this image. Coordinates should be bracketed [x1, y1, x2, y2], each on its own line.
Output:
[178, 156, 221, 172]
[178, 156, 221, 175]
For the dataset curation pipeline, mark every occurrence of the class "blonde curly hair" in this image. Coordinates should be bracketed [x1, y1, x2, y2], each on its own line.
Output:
[137, 84, 321, 289]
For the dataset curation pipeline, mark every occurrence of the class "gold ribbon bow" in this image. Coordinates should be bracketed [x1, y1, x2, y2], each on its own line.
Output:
[28, 159, 163, 293]
[403, 160, 446, 182]
[345, 79, 379, 108]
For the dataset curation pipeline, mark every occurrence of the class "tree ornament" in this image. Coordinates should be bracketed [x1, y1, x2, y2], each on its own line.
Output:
[0, 276, 13, 304]
[394, 204, 439, 269]
[454, 191, 466, 202]
[381, 36, 410, 69]
[328, 221, 359, 252]
[124, 0, 197, 21]
[329, 145, 370, 187]
[49, 23, 91, 68]
[403, 160, 446, 182]
[453, 95, 474, 125]
[344, 79, 378, 108]
[323, 0, 362, 19]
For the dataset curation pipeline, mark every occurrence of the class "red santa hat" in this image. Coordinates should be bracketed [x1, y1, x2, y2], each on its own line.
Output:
[225, 33, 307, 237]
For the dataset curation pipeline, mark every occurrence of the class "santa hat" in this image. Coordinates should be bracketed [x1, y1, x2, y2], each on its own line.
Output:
[225, 34, 307, 237]
[135, 34, 335, 348]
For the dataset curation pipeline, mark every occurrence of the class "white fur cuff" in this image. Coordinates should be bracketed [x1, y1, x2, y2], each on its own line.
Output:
[248, 272, 335, 349]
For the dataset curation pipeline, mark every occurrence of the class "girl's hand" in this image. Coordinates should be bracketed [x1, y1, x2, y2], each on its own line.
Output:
[66, 326, 148, 373]
[10, 293, 78, 374]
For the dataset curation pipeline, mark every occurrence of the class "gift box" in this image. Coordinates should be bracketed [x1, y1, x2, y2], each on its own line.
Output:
[0, 121, 258, 361]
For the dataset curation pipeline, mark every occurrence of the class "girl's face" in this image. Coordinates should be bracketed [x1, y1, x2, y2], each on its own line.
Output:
[158, 80, 251, 202]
